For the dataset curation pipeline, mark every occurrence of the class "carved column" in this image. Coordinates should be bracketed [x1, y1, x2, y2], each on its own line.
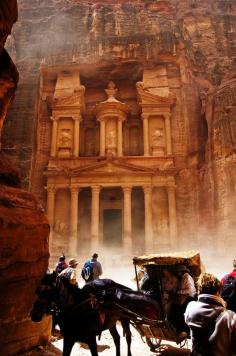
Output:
[123, 186, 132, 253]
[47, 185, 56, 252]
[143, 186, 153, 252]
[164, 114, 172, 155]
[142, 114, 150, 156]
[91, 185, 100, 249]
[167, 186, 177, 246]
[99, 119, 106, 156]
[73, 116, 81, 157]
[50, 116, 58, 157]
[70, 186, 79, 255]
[117, 119, 123, 156]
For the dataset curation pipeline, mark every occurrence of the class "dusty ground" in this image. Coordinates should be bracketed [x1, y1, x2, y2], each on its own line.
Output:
[21, 258, 229, 356]
[20, 325, 190, 355]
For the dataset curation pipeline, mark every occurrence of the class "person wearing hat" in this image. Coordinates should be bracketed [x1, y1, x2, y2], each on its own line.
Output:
[54, 255, 68, 275]
[59, 258, 79, 286]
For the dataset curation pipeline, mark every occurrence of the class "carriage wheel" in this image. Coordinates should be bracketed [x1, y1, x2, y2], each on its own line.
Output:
[146, 337, 161, 350]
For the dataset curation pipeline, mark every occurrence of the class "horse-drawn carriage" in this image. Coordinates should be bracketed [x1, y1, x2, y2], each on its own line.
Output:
[131, 250, 201, 350]
[30, 250, 201, 355]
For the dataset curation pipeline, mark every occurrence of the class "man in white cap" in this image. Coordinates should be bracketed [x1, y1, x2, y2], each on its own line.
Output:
[59, 258, 78, 286]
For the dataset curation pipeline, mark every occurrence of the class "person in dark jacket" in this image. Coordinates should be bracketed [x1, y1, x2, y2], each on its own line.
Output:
[185, 272, 236, 356]
[54, 255, 68, 274]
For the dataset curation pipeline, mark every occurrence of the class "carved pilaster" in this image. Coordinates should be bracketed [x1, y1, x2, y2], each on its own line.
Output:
[167, 186, 177, 246]
[123, 186, 132, 253]
[70, 186, 80, 255]
[91, 185, 100, 249]
[143, 185, 153, 252]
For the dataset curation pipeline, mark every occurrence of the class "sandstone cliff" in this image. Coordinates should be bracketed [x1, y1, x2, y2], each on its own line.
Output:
[0, 1, 51, 354]
[2, 0, 236, 258]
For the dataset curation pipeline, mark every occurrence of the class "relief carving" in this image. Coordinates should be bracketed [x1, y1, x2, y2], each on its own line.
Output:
[151, 128, 165, 156]
[58, 129, 72, 158]
[106, 129, 117, 157]
[53, 219, 70, 235]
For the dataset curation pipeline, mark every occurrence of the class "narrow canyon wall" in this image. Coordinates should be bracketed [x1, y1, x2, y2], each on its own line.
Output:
[0, 2, 51, 354]
[2, 0, 236, 258]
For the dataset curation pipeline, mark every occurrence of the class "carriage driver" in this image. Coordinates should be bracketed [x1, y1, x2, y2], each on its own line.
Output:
[59, 258, 79, 286]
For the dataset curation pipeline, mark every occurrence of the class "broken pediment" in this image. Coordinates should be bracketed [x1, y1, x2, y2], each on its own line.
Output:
[52, 72, 85, 110]
[136, 81, 176, 107]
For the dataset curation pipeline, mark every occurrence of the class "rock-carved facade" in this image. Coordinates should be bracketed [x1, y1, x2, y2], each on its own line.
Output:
[33, 65, 178, 258]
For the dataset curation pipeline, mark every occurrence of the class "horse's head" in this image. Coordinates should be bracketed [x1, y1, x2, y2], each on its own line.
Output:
[30, 271, 58, 322]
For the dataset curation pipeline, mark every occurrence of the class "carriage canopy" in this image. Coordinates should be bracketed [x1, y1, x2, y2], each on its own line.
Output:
[133, 250, 201, 278]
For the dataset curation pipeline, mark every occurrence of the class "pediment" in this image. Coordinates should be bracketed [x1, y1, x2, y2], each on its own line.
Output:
[52, 90, 85, 109]
[136, 82, 176, 106]
[69, 160, 155, 176]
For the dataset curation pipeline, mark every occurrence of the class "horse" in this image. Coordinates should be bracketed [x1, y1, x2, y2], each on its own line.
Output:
[30, 273, 161, 356]
[30, 272, 132, 356]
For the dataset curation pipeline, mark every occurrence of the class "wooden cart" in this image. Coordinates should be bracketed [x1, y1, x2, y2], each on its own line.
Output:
[132, 250, 201, 350]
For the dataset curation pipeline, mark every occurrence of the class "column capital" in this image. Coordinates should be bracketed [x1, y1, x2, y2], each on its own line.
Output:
[47, 185, 56, 193]
[91, 185, 101, 193]
[141, 113, 149, 120]
[70, 185, 80, 194]
[167, 185, 176, 192]
[50, 115, 59, 121]
[72, 114, 82, 122]
[143, 185, 153, 194]
[122, 186, 132, 194]
[164, 113, 171, 120]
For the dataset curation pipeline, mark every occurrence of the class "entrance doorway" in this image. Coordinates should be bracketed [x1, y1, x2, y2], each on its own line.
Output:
[103, 209, 122, 248]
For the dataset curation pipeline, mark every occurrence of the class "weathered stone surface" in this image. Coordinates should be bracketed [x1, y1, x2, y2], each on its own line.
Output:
[1, 0, 236, 258]
[0, 185, 51, 355]
[0, 2, 51, 354]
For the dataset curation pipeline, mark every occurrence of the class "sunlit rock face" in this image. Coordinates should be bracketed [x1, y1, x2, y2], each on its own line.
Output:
[0, 1, 51, 354]
[2, 0, 236, 260]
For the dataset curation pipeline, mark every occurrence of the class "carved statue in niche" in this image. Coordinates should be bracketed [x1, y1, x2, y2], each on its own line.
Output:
[58, 128, 72, 158]
[53, 219, 69, 236]
[151, 128, 165, 156]
[106, 129, 117, 156]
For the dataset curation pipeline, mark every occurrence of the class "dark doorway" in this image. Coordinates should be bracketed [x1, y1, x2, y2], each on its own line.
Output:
[103, 209, 122, 248]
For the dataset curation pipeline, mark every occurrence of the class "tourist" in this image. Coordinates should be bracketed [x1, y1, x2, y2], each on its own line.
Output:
[221, 259, 236, 313]
[54, 255, 68, 274]
[162, 268, 178, 317]
[185, 272, 236, 356]
[169, 265, 196, 336]
[81, 253, 102, 282]
[221, 259, 236, 285]
[59, 258, 78, 286]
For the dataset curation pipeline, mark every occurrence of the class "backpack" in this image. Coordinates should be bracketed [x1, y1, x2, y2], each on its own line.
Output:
[55, 262, 66, 275]
[81, 260, 94, 281]
[221, 275, 236, 312]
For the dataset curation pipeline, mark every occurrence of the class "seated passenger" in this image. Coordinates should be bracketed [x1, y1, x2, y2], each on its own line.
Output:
[169, 265, 196, 336]
[162, 268, 178, 317]
[140, 265, 163, 309]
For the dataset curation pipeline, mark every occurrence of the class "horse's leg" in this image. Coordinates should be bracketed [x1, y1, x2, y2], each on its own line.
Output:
[63, 336, 74, 356]
[121, 319, 132, 356]
[88, 335, 98, 356]
[109, 325, 120, 356]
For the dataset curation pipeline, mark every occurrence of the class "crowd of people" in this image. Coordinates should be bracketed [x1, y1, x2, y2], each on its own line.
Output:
[140, 259, 236, 355]
[54, 253, 103, 286]
[54, 254, 236, 355]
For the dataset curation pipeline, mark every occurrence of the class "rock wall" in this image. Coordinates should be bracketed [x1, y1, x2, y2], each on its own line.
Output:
[2, 0, 236, 258]
[0, 1, 51, 354]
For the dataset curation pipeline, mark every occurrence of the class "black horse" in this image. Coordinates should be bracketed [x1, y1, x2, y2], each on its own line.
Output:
[30, 273, 161, 356]
[30, 272, 133, 356]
